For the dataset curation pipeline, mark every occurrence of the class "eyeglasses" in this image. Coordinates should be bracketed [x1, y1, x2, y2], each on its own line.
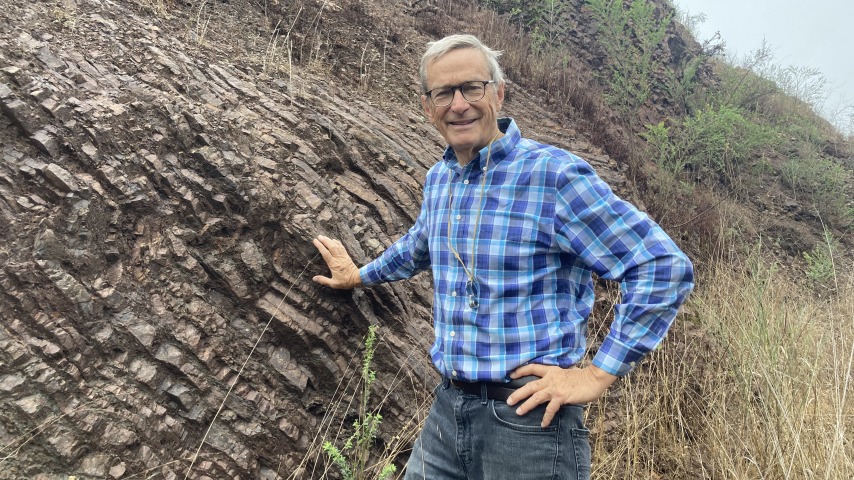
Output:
[425, 80, 496, 107]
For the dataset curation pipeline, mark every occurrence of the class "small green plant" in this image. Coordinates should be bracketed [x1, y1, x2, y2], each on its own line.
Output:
[665, 54, 705, 114]
[803, 227, 839, 291]
[642, 121, 682, 175]
[322, 325, 397, 480]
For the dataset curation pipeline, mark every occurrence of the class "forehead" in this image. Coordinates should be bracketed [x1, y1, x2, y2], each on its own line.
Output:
[424, 48, 490, 88]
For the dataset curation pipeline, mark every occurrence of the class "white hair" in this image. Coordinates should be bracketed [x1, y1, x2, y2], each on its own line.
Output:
[419, 34, 504, 93]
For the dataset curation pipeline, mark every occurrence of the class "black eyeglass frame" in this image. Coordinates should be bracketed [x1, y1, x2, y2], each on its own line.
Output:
[425, 80, 497, 107]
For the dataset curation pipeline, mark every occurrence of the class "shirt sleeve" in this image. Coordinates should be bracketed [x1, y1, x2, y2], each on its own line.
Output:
[552, 157, 694, 376]
[359, 189, 432, 286]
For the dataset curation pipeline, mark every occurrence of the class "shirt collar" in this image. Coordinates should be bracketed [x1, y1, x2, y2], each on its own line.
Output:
[441, 117, 521, 174]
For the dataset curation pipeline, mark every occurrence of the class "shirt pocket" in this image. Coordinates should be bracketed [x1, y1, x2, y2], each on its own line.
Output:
[507, 225, 538, 244]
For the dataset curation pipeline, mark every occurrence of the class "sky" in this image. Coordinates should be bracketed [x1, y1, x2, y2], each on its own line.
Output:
[672, 0, 854, 133]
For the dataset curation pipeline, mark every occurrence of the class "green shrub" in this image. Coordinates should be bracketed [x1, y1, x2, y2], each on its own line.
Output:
[803, 228, 839, 292]
[678, 104, 776, 182]
[708, 44, 778, 113]
[642, 120, 687, 178]
[586, 0, 671, 119]
[665, 54, 706, 115]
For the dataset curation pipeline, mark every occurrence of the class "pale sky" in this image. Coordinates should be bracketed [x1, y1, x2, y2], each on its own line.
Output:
[672, 0, 854, 133]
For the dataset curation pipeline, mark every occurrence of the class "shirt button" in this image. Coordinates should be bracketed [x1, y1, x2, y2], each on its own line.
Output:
[629, 361, 637, 368]
[463, 180, 469, 185]
[456, 214, 461, 220]
[452, 370, 457, 377]
[451, 291, 457, 297]
[450, 331, 456, 337]
[482, 167, 487, 172]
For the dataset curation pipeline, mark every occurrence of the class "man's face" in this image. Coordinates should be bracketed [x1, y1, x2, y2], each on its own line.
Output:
[421, 48, 505, 165]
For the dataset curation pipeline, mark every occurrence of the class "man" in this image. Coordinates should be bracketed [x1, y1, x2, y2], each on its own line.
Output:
[312, 34, 693, 479]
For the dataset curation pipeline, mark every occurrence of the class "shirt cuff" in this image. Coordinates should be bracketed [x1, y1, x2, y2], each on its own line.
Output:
[592, 335, 646, 377]
[358, 264, 378, 287]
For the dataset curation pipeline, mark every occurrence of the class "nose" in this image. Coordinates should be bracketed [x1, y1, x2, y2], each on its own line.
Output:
[449, 88, 470, 112]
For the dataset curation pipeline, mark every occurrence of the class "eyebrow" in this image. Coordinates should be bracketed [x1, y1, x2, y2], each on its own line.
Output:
[429, 80, 489, 91]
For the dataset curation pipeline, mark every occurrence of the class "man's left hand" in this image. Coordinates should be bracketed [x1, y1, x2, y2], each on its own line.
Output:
[506, 364, 618, 427]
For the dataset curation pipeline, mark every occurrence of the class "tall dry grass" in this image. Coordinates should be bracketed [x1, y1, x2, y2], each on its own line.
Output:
[591, 247, 854, 479]
[692, 256, 853, 479]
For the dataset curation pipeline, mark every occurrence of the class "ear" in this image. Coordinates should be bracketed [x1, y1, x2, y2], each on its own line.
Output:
[421, 95, 435, 124]
[495, 81, 506, 111]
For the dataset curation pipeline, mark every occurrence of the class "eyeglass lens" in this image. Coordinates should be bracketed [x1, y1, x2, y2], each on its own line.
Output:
[432, 82, 487, 106]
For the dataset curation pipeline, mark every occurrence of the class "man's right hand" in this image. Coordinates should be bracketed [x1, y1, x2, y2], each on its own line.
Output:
[312, 235, 363, 290]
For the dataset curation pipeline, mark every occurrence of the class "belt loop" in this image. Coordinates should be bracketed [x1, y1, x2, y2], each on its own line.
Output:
[442, 377, 450, 390]
[480, 383, 487, 405]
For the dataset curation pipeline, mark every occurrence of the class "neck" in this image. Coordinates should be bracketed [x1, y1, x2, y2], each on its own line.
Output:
[455, 149, 476, 166]
[454, 132, 503, 166]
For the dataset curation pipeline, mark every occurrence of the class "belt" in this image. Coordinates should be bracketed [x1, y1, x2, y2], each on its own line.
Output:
[448, 375, 538, 402]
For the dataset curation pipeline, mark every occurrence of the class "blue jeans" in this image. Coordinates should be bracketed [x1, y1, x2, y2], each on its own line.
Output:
[404, 378, 591, 480]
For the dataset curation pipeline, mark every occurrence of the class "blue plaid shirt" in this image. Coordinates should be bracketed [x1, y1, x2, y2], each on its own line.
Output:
[361, 118, 694, 381]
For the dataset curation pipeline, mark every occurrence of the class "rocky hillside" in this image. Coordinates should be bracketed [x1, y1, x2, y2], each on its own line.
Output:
[0, 0, 640, 478]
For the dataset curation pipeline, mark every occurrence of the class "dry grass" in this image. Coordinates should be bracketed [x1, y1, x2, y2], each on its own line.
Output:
[691, 258, 854, 479]
[590, 248, 854, 479]
[137, 0, 171, 17]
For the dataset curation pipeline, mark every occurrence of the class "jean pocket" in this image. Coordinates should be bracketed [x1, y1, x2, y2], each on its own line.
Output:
[571, 427, 591, 480]
[489, 400, 559, 433]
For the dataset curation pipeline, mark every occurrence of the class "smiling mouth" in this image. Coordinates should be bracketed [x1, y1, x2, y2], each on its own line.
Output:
[450, 119, 477, 126]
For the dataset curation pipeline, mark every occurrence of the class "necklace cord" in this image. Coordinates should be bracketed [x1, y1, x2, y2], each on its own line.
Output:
[446, 138, 496, 289]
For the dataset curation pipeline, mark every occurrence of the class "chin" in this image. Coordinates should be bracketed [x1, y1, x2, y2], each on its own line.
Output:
[448, 134, 478, 148]
[448, 141, 476, 153]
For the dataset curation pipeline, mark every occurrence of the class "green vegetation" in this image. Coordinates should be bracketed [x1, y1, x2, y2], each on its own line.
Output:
[634, 31, 852, 228]
[664, 53, 706, 115]
[322, 325, 397, 480]
[290, 322, 429, 480]
[481, 0, 567, 53]
[653, 103, 778, 184]
[586, 0, 671, 118]
[803, 227, 840, 292]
